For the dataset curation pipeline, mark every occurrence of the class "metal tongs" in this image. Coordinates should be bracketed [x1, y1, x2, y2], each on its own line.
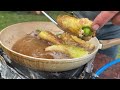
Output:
[41, 11, 65, 34]
[41, 11, 58, 25]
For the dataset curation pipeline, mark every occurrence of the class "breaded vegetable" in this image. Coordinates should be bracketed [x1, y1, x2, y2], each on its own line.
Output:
[57, 15, 96, 40]
[38, 31, 63, 44]
[59, 32, 79, 46]
[57, 15, 82, 36]
[59, 33, 95, 51]
[71, 35, 95, 51]
[45, 44, 89, 58]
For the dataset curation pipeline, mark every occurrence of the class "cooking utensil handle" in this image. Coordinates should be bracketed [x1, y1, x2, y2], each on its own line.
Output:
[41, 11, 58, 25]
[99, 38, 120, 50]
[41, 11, 65, 33]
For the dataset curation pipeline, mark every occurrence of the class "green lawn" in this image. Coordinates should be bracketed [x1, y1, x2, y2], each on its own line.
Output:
[0, 11, 67, 30]
[0, 11, 120, 58]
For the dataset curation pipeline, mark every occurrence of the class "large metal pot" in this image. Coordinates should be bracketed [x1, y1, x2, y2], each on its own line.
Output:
[0, 22, 120, 72]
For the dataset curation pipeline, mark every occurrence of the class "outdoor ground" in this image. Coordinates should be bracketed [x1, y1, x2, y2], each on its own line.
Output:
[0, 11, 120, 58]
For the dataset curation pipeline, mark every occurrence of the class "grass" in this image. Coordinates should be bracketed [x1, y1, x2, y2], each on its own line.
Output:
[0, 11, 120, 58]
[0, 11, 67, 30]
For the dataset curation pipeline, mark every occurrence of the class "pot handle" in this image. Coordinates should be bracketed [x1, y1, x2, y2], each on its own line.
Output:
[99, 38, 120, 50]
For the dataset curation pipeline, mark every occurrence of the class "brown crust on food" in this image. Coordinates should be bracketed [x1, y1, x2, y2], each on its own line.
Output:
[57, 15, 96, 40]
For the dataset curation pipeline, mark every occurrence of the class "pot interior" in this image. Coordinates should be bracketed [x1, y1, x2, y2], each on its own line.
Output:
[0, 22, 100, 60]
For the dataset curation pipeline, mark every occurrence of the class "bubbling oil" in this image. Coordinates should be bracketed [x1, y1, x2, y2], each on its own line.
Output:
[12, 35, 70, 59]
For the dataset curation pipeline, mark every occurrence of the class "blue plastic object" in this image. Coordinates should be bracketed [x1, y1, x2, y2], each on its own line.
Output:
[94, 58, 120, 78]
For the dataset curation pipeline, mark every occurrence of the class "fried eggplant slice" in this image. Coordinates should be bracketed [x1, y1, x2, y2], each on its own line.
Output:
[38, 31, 63, 44]
[57, 15, 96, 40]
[45, 44, 89, 58]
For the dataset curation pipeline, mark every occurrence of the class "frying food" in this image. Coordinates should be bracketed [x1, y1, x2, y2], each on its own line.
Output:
[45, 44, 89, 58]
[56, 15, 96, 40]
[38, 30, 63, 44]
[59, 32, 79, 46]
[12, 15, 96, 59]
[37, 30, 95, 58]
[71, 35, 95, 51]
[59, 32, 95, 51]
[57, 15, 82, 36]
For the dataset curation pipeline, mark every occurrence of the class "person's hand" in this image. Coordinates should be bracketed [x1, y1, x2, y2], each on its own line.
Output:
[92, 11, 120, 30]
